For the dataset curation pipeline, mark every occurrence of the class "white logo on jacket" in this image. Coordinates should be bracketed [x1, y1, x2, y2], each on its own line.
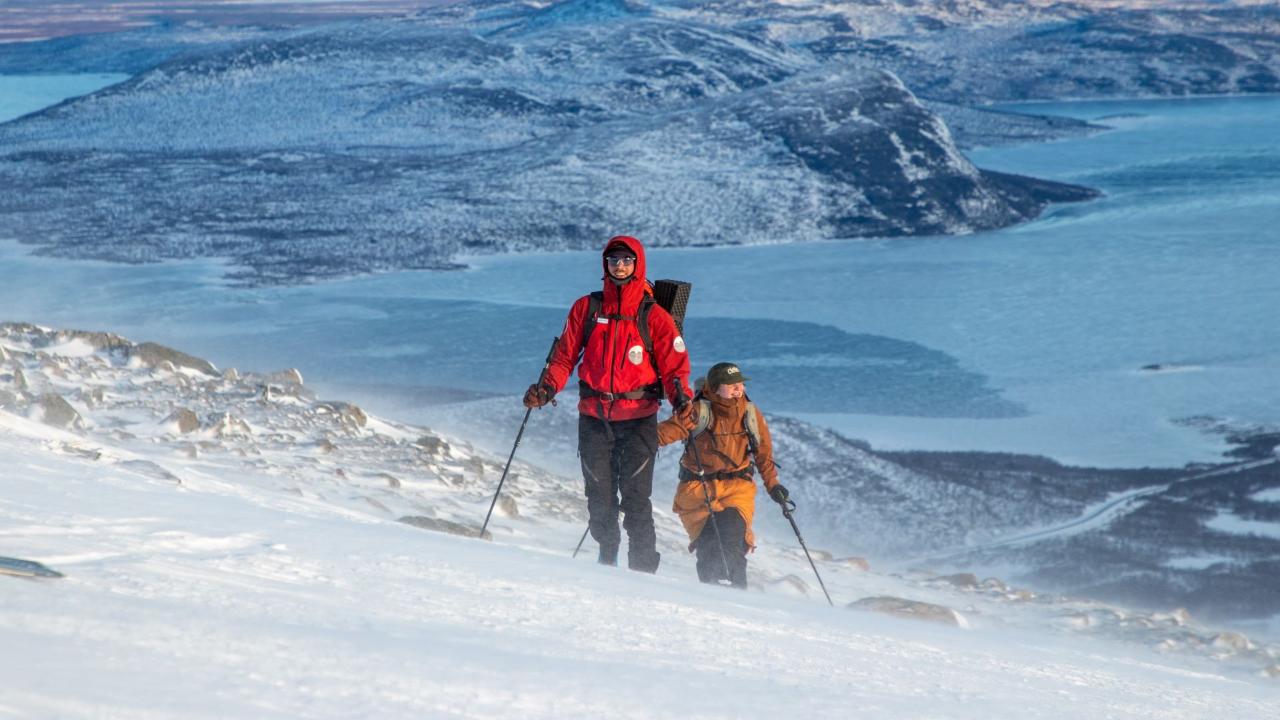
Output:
[673, 336, 686, 353]
[628, 345, 645, 365]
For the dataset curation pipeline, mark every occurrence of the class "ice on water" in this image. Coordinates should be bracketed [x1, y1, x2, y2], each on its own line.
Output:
[0, 74, 129, 124]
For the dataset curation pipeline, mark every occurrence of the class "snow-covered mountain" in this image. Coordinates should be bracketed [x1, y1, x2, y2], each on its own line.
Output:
[818, 9, 1280, 104]
[1, 1, 1272, 284]
[3, 320, 1280, 716]
[631, 1, 1280, 101]
[0, 0, 1103, 285]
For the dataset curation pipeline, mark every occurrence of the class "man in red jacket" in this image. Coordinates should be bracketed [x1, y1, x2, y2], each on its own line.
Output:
[524, 235, 692, 572]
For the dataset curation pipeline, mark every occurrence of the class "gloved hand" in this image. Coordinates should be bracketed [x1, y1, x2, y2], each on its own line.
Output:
[769, 484, 790, 505]
[672, 385, 690, 412]
[675, 400, 696, 420]
[522, 383, 555, 409]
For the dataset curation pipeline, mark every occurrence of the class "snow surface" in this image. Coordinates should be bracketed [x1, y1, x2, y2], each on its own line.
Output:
[1206, 512, 1280, 541]
[1254, 488, 1280, 503]
[1164, 555, 1240, 571]
[3, 333, 1279, 718]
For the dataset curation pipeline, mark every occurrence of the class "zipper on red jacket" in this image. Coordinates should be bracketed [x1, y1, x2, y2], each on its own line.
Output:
[606, 297, 617, 422]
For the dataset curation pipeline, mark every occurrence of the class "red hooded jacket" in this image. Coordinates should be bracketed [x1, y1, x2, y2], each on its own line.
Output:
[543, 236, 692, 422]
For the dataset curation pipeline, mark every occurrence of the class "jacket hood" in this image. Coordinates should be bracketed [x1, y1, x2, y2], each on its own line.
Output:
[601, 235, 648, 312]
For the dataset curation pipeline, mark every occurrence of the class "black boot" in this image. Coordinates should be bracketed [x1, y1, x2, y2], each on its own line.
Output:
[718, 509, 748, 589]
[597, 544, 619, 567]
[628, 548, 660, 574]
[694, 528, 727, 584]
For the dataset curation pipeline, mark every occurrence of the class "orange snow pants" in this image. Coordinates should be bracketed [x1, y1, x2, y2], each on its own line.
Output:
[672, 477, 758, 551]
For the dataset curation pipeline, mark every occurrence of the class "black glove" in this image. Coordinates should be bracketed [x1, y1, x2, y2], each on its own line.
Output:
[522, 383, 554, 409]
[769, 484, 790, 505]
[672, 386, 690, 412]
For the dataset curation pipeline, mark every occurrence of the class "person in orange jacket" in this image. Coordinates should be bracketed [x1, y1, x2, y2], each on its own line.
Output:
[523, 235, 691, 572]
[657, 362, 788, 588]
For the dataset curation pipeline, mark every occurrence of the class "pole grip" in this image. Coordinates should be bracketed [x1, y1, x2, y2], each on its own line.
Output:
[539, 336, 559, 381]
[533, 336, 560, 405]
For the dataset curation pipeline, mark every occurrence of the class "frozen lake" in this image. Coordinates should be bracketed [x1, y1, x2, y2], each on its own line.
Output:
[0, 73, 129, 123]
[3, 75, 1278, 468]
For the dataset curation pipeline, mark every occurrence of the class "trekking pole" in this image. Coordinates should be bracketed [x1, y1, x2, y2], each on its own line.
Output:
[571, 524, 591, 558]
[780, 498, 833, 606]
[687, 439, 734, 583]
[479, 337, 559, 538]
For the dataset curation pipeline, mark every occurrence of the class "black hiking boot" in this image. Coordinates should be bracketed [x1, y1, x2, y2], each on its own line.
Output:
[628, 548, 661, 574]
[598, 545, 619, 567]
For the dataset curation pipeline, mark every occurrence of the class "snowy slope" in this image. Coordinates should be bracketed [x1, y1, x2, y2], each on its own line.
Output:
[7, 419, 1280, 718]
[406, 391, 1280, 624]
[4, 321, 1280, 720]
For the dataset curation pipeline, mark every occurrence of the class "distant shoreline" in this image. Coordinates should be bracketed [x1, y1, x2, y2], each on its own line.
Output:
[0, 1, 458, 44]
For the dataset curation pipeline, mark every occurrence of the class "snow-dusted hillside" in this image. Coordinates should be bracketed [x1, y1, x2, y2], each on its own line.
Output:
[0, 1, 1272, 283]
[416, 388, 1280, 622]
[6, 315, 1259, 633]
[0, 0, 1097, 285]
[946, 457, 1280, 623]
[674, 0, 1280, 102]
[3, 321, 1280, 716]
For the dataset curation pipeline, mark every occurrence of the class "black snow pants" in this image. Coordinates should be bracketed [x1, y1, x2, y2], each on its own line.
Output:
[578, 413, 661, 573]
[694, 508, 748, 589]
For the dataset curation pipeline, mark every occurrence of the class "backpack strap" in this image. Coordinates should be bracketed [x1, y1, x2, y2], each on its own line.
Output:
[689, 398, 712, 439]
[679, 466, 752, 482]
[581, 291, 605, 351]
[742, 400, 761, 454]
[636, 295, 655, 361]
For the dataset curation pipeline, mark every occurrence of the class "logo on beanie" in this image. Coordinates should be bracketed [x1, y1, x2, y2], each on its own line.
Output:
[628, 345, 644, 365]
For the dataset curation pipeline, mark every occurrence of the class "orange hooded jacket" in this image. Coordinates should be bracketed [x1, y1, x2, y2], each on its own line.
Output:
[658, 391, 780, 550]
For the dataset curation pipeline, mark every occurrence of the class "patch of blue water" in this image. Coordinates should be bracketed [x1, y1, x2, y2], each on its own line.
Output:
[0, 73, 129, 123]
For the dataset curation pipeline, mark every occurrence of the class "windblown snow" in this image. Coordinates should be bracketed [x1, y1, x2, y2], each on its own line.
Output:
[1, 322, 1278, 717]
